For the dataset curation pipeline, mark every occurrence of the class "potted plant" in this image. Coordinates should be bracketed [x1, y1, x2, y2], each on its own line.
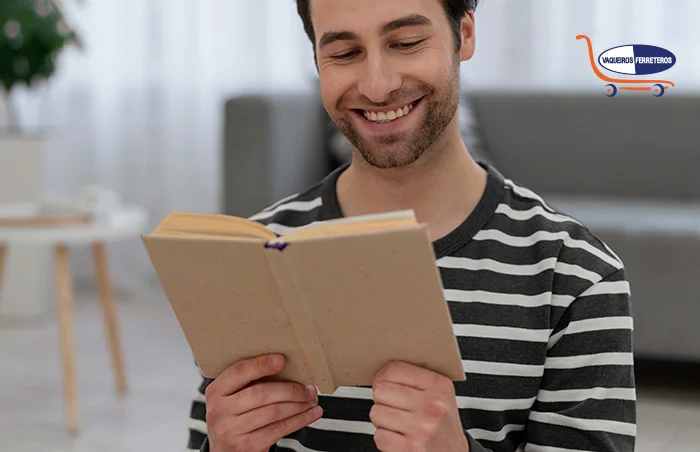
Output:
[0, 0, 80, 218]
[0, 0, 80, 319]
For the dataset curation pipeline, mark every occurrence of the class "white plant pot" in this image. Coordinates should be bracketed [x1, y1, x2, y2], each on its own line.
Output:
[0, 134, 45, 215]
[0, 134, 52, 320]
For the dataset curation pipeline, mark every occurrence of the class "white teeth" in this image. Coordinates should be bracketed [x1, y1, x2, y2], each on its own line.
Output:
[364, 102, 416, 123]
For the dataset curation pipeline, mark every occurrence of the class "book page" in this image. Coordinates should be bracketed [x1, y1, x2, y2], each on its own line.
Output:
[282, 210, 417, 242]
[152, 211, 277, 240]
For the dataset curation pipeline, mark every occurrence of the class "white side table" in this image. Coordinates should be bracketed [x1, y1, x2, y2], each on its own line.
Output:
[0, 206, 148, 433]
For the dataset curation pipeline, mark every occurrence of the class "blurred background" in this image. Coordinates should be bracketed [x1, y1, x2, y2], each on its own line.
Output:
[0, 0, 698, 451]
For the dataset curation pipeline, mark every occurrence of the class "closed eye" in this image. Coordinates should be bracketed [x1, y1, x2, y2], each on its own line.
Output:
[393, 39, 425, 49]
[332, 50, 360, 60]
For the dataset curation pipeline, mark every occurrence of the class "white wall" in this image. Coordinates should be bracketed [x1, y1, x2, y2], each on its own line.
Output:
[462, 0, 699, 91]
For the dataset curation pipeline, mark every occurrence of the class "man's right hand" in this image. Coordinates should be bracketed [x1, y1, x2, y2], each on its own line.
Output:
[205, 354, 323, 452]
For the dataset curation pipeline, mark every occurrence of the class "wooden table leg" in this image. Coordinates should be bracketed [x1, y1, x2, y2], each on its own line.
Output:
[92, 243, 127, 396]
[54, 245, 79, 433]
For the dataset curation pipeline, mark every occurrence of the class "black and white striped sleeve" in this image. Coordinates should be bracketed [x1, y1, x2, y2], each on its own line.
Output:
[188, 376, 211, 451]
[525, 267, 636, 452]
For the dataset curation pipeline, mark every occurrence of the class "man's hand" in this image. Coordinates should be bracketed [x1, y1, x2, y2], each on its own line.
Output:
[370, 362, 469, 452]
[205, 354, 323, 452]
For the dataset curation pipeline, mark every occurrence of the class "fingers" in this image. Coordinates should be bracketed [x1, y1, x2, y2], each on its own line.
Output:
[372, 381, 415, 411]
[236, 400, 319, 433]
[204, 354, 324, 451]
[369, 403, 412, 434]
[374, 361, 450, 392]
[245, 403, 324, 446]
[231, 381, 318, 416]
[206, 354, 285, 399]
[374, 427, 407, 452]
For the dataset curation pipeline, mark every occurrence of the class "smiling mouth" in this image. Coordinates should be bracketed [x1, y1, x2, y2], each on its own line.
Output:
[352, 97, 424, 123]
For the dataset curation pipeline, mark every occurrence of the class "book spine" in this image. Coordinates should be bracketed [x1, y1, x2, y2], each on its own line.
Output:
[263, 242, 336, 393]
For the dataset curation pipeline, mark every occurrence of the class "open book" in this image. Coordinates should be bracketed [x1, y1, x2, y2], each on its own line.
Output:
[142, 209, 465, 394]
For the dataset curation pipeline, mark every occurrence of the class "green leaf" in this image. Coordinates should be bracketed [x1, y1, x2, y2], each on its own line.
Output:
[0, 0, 80, 93]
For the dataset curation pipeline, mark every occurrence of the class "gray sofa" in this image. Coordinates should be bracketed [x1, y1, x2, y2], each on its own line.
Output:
[222, 91, 700, 363]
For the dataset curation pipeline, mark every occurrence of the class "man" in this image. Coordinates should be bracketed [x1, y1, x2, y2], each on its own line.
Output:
[189, 0, 636, 451]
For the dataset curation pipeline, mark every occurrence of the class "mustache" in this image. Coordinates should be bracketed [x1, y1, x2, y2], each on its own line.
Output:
[337, 86, 433, 109]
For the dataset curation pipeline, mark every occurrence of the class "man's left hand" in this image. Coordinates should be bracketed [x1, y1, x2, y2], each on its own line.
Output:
[370, 361, 470, 452]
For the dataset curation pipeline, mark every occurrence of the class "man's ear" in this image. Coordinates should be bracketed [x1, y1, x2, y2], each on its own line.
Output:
[459, 12, 475, 62]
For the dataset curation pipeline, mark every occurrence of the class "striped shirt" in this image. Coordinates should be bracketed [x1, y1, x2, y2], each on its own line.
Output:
[189, 162, 636, 452]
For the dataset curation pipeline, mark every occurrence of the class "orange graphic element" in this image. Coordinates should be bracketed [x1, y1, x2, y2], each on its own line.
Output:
[576, 34, 675, 97]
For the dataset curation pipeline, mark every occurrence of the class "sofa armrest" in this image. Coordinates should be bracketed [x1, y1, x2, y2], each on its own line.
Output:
[222, 93, 331, 218]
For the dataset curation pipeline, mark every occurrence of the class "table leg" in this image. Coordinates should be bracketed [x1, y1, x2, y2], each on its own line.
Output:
[92, 243, 128, 396]
[53, 245, 79, 433]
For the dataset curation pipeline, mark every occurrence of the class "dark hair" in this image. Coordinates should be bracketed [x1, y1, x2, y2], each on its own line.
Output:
[295, 0, 479, 54]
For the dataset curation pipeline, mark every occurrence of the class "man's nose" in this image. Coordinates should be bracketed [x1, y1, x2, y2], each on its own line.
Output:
[357, 52, 402, 104]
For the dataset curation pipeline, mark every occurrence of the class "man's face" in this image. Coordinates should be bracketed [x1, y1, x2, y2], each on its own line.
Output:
[311, 0, 474, 169]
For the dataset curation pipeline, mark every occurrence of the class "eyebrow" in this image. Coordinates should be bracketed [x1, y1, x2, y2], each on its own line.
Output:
[380, 14, 432, 34]
[318, 14, 433, 49]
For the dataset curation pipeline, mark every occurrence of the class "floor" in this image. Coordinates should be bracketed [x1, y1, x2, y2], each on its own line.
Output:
[0, 285, 200, 452]
[0, 286, 698, 452]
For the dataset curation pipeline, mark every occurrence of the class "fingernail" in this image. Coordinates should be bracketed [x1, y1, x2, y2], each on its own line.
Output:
[306, 385, 318, 397]
[269, 355, 282, 368]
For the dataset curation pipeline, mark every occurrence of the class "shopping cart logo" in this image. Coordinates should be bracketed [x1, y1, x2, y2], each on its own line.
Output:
[577, 35, 676, 97]
[599, 44, 676, 75]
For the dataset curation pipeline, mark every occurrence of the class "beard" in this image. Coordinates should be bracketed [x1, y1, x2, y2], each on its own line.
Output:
[330, 65, 461, 169]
